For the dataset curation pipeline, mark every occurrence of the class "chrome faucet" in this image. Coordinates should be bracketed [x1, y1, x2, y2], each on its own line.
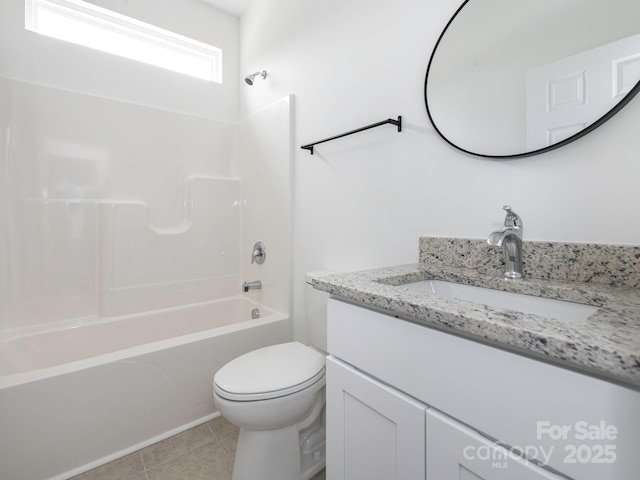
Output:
[242, 280, 262, 292]
[487, 205, 524, 279]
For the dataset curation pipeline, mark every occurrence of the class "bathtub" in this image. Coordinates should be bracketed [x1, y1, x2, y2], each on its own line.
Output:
[0, 297, 291, 480]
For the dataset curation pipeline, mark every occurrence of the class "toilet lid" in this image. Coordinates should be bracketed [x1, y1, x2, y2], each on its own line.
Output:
[214, 342, 326, 401]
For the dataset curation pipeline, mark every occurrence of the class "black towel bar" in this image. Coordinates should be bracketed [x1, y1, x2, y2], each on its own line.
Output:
[301, 116, 402, 155]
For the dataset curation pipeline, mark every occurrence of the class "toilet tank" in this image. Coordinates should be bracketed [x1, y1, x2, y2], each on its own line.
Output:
[305, 270, 337, 352]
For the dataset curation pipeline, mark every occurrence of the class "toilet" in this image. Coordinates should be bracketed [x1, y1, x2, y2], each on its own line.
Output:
[213, 271, 333, 480]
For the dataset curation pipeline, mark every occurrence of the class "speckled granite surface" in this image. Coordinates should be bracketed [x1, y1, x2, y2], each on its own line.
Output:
[315, 239, 640, 389]
[419, 237, 640, 288]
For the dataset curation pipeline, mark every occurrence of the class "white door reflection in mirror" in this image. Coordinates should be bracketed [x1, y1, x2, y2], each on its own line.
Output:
[526, 33, 640, 150]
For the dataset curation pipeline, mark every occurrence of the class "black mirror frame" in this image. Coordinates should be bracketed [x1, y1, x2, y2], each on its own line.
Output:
[424, 0, 640, 159]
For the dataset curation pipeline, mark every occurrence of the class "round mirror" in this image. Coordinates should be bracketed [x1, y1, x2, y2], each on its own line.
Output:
[424, 0, 640, 158]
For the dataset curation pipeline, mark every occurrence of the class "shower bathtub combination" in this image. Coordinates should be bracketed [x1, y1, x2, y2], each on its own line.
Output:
[0, 297, 289, 480]
[0, 77, 293, 480]
[0, 176, 291, 479]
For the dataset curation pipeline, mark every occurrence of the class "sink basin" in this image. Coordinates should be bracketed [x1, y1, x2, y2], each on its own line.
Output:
[400, 280, 598, 321]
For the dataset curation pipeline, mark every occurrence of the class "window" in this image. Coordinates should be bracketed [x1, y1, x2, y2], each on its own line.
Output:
[25, 0, 222, 83]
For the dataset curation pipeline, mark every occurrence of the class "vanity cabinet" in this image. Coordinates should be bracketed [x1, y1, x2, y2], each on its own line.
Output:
[325, 298, 640, 480]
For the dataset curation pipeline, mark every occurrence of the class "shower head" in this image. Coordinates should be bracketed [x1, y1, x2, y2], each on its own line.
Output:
[244, 70, 267, 85]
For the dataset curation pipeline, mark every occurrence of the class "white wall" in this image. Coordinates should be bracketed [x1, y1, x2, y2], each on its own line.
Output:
[239, 0, 640, 342]
[0, 0, 239, 120]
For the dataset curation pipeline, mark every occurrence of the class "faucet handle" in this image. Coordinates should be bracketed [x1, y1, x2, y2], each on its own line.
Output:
[251, 241, 266, 264]
[502, 205, 522, 228]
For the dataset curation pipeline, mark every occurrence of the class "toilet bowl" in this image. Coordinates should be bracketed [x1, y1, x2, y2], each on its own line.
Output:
[214, 342, 326, 480]
[213, 270, 335, 480]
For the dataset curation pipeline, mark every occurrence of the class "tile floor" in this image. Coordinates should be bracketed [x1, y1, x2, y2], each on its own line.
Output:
[70, 416, 326, 480]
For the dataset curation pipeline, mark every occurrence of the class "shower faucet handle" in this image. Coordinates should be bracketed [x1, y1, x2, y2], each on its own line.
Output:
[251, 241, 266, 264]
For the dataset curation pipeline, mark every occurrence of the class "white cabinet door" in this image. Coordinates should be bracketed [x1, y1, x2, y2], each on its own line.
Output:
[426, 409, 564, 480]
[326, 356, 427, 480]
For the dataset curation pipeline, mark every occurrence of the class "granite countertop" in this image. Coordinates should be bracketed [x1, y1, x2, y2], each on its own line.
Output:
[314, 263, 640, 389]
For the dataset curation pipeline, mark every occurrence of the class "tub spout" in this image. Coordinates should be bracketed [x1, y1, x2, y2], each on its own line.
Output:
[242, 280, 262, 292]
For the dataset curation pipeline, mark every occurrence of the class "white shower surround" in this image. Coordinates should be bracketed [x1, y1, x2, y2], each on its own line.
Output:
[0, 77, 292, 334]
[0, 77, 245, 334]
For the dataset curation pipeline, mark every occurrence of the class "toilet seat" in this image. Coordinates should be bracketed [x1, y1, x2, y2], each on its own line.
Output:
[214, 342, 326, 401]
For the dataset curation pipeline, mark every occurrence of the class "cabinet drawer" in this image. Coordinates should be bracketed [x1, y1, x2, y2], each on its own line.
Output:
[426, 409, 563, 479]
